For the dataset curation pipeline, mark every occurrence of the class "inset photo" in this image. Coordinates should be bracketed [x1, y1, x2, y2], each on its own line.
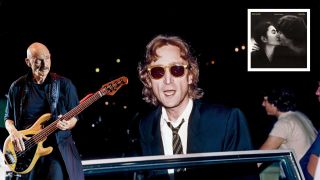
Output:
[247, 9, 310, 72]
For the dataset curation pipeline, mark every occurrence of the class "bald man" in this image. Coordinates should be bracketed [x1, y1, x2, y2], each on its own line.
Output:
[4, 42, 84, 180]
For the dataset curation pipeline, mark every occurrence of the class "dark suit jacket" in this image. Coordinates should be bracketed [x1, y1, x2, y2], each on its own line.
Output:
[140, 100, 253, 155]
[139, 100, 258, 179]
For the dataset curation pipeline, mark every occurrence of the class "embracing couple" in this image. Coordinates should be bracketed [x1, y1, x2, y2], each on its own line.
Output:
[251, 14, 307, 68]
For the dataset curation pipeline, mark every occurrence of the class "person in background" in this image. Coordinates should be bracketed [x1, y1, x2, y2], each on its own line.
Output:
[300, 82, 320, 180]
[137, 34, 258, 179]
[260, 88, 317, 162]
[4, 42, 84, 180]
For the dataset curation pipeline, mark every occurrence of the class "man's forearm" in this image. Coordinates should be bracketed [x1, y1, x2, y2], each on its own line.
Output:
[5, 119, 18, 134]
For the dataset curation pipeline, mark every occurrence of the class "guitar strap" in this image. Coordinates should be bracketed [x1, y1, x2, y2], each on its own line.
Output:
[17, 75, 29, 130]
[48, 73, 60, 114]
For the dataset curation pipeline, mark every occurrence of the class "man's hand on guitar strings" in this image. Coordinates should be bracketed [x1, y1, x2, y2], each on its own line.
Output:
[10, 130, 30, 152]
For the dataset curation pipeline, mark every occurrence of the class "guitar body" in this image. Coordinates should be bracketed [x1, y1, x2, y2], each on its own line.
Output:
[3, 113, 53, 174]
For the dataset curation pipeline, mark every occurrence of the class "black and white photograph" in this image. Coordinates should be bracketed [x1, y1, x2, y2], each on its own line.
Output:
[248, 9, 310, 72]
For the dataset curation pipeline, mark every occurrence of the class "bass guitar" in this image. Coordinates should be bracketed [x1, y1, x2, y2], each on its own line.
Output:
[3, 76, 128, 174]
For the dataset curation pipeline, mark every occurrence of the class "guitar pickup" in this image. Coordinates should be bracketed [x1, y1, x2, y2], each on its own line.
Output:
[5, 151, 16, 164]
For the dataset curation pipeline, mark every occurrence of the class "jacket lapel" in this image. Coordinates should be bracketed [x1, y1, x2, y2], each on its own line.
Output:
[187, 100, 202, 153]
[149, 107, 165, 155]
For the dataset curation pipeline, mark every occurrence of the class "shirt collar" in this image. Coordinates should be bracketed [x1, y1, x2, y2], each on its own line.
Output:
[161, 99, 193, 128]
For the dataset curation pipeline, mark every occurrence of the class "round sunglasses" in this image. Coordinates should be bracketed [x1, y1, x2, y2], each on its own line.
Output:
[147, 64, 189, 80]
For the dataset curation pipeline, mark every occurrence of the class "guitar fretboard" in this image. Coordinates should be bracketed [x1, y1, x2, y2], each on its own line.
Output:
[29, 78, 126, 144]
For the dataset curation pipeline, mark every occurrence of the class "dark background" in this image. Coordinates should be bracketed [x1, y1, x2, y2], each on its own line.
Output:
[0, 0, 320, 160]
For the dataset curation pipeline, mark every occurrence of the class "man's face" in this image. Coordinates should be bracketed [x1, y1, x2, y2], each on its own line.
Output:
[262, 96, 278, 116]
[277, 31, 292, 47]
[147, 45, 192, 111]
[26, 52, 51, 83]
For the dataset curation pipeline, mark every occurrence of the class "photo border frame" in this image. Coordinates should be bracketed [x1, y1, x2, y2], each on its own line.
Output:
[247, 9, 310, 72]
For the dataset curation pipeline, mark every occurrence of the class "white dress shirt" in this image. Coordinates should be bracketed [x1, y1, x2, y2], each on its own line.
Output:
[160, 99, 193, 175]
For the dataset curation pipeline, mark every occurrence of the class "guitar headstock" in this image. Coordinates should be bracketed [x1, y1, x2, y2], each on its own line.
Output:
[100, 76, 128, 96]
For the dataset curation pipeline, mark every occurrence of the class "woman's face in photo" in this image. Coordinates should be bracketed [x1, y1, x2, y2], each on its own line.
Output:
[265, 25, 280, 46]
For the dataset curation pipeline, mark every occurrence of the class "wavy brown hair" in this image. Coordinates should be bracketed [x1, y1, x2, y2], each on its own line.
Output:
[138, 35, 204, 106]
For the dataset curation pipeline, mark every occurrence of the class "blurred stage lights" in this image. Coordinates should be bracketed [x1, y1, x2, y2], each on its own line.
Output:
[234, 44, 246, 53]
[95, 67, 100, 73]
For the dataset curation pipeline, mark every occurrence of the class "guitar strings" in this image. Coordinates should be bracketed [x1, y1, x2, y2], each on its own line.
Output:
[16, 93, 102, 157]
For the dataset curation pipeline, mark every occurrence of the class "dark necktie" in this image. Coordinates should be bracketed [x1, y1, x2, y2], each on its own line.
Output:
[167, 119, 184, 173]
[167, 119, 185, 173]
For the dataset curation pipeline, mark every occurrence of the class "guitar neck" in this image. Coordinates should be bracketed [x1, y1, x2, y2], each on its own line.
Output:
[30, 76, 128, 144]
[32, 91, 103, 143]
